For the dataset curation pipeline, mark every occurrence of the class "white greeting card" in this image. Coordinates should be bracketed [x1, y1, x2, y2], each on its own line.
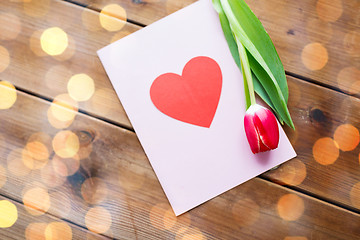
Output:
[98, 0, 296, 216]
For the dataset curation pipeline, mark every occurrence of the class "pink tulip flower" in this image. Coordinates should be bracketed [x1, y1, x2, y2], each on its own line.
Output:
[244, 104, 279, 154]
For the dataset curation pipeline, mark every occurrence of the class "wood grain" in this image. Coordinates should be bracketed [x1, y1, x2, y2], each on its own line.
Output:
[71, 0, 360, 94]
[265, 76, 360, 212]
[0, 196, 109, 240]
[0, 0, 139, 127]
[0, 88, 360, 239]
[1, 0, 360, 239]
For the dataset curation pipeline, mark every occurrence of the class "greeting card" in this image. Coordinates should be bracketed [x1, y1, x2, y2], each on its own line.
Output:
[98, 0, 296, 216]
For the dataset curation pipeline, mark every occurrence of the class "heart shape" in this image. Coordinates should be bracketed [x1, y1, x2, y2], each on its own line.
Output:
[150, 56, 222, 128]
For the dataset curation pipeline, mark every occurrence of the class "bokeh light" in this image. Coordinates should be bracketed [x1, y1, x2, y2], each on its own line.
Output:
[313, 137, 339, 165]
[47, 108, 74, 129]
[337, 67, 360, 94]
[28, 132, 52, 148]
[30, 30, 47, 57]
[301, 43, 328, 71]
[0, 165, 6, 188]
[52, 155, 80, 177]
[277, 194, 305, 221]
[48, 94, 78, 127]
[149, 204, 178, 230]
[333, 124, 359, 151]
[81, 177, 108, 204]
[25, 223, 47, 240]
[0, 81, 17, 109]
[316, 0, 343, 22]
[85, 207, 112, 234]
[232, 198, 260, 227]
[99, 4, 127, 32]
[0, 200, 18, 228]
[0, 13, 21, 40]
[49, 94, 78, 123]
[350, 182, 360, 209]
[23, 187, 51, 215]
[45, 222, 72, 240]
[23, 0, 50, 18]
[40, 27, 68, 56]
[268, 159, 307, 186]
[67, 74, 95, 101]
[52, 131, 80, 158]
[53, 35, 76, 61]
[343, 30, 360, 57]
[7, 148, 31, 177]
[22, 147, 48, 170]
[24, 141, 49, 167]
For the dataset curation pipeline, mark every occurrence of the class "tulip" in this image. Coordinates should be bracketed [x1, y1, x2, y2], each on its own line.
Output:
[244, 104, 279, 154]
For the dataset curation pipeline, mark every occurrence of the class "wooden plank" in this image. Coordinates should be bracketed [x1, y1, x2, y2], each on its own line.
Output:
[72, 0, 360, 93]
[264, 76, 360, 212]
[1, 0, 358, 129]
[0, 196, 108, 240]
[0, 88, 360, 239]
[0, 0, 139, 127]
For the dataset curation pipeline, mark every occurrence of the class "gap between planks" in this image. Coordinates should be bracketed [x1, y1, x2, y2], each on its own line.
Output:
[0, 192, 113, 239]
[259, 175, 360, 216]
[60, 0, 356, 100]
[6, 0, 360, 225]
[61, 0, 147, 27]
[2, 81, 360, 223]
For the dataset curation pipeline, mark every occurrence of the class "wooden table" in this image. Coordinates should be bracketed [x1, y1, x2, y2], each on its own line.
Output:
[0, 0, 359, 239]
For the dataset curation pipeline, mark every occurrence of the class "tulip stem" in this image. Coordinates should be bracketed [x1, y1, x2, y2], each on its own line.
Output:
[236, 37, 256, 107]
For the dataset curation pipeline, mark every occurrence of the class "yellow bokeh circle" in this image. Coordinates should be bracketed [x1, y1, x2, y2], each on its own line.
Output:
[67, 74, 95, 101]
[0, 81, 17, 110]
[52, 131, 80, 158]
[40, 27, 68, 56]
[85, 207, 112, 233]
[45, 222, 72, 240]
[99, 4, 127, 32]
[277, 194, 305, 221]
[0, 200, 18, 228]
[301, 43, 328, 71]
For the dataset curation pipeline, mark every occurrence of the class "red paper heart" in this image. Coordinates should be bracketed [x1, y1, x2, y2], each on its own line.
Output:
[150, 56, 222, 128]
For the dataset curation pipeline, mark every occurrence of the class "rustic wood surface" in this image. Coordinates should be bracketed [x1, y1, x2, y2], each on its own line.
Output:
[0, 196, 109, 240]
[74, 0, 360, 94]
[0, 0, 360, 239]
[0, 90, 359, 239]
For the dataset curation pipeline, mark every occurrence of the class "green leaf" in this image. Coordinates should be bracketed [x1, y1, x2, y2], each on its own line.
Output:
[212, 0, 294, 128]
[220, 0, 289, 103]
[213, 0, 251, 108]
[213, 0, 241, 69]
[252, 72, 284, 124]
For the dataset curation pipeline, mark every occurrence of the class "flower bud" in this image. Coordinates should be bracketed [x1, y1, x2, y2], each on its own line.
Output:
[244, 104, 279, 154]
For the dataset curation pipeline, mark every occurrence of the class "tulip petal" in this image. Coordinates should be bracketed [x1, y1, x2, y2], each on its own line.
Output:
[254, 107, 279, 150]
[244, 112, 260, 153]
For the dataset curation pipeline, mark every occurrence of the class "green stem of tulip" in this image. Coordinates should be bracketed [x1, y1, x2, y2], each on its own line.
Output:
[237, 37, 256, 106]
